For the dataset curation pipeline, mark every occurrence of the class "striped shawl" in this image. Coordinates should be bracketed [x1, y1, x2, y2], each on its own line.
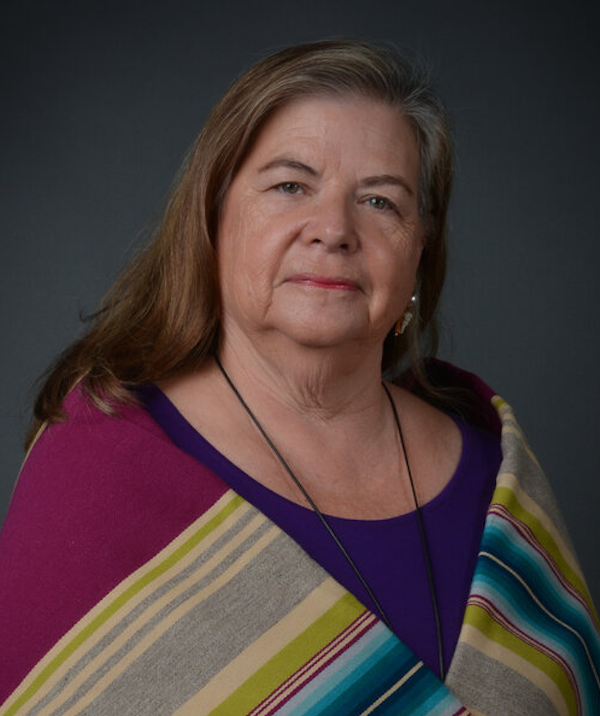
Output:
[0, 373, 598, 715]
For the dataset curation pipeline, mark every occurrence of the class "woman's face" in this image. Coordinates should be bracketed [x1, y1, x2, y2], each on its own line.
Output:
[217, 95, 424, 353]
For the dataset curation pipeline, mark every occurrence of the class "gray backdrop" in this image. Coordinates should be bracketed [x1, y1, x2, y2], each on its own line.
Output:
[2, 0, 599, 605]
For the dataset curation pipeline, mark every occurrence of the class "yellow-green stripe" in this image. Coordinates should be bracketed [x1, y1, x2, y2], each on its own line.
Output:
[208, 592, 367, 716]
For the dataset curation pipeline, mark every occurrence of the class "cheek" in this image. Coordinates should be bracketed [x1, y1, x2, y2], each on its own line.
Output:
[218, 200, 256, 277]
[370, 236, 423, 317]
[218, 206, 282, 312]
[377, 230, 423, 284]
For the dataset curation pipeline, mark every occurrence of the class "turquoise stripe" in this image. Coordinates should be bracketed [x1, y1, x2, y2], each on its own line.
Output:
[473, 566, 600, 711]
[409, 687, 465, 716]
[474, 553, 587, 648]
[473, 516, 600, 709]
[483, 517, 578, 608]
[280, 624, 399, 715]
[277, 621, 454, 716]
[481, 519, 597, 640]
[374, 662, 440, 715]
[474, 554, 595, 675]
[301, 634, 453, 716]
[484, 518, 599, 654]
[319, 641, 423, 716]
[480, 523, 600, 669]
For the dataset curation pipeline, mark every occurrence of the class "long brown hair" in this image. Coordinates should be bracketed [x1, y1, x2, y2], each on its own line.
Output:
[28, 39, 454, 447]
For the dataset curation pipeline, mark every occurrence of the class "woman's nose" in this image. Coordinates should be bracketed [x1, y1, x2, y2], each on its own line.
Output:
[307, 195, 358, 252]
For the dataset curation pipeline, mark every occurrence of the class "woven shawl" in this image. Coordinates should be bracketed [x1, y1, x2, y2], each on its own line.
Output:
[1, 389, 598, 715]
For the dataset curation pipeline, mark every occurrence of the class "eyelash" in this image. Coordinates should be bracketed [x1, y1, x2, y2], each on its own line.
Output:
[277, 182, 302, 195]
[274, 183, 399, 215]
[366, 195, 396, 212]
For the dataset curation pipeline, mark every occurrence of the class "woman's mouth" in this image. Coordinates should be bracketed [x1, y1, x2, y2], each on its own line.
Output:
[287, 274, 360, 291]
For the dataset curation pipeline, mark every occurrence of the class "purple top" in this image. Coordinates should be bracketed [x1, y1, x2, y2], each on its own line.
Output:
[140, 384, 500, 677]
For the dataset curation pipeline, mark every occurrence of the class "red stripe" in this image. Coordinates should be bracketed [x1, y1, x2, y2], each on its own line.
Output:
[249, 611, 379, 716]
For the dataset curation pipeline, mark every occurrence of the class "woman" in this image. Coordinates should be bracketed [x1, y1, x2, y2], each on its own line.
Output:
[0, 40, 598, 716]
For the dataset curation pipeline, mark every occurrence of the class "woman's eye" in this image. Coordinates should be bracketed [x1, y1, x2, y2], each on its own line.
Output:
[368, 196, 392, 211]
[278, 182, 302, 194]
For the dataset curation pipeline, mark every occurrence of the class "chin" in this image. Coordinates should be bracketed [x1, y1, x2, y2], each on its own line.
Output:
[277, 320, 368, 350]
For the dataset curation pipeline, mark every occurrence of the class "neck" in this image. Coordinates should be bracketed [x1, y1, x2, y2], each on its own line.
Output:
[216, 326, 388, 426]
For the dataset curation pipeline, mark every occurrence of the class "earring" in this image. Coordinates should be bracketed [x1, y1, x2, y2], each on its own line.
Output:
[394, 294, 418, 337]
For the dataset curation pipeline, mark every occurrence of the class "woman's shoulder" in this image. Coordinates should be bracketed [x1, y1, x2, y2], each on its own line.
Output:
[8, 385, 229, 536]
[14, 387, 181, 513]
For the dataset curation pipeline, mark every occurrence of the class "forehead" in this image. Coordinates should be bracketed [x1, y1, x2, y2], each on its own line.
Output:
[243, 94, 419, 172]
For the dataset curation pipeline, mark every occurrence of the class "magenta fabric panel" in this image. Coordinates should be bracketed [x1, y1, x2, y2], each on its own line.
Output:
[0, 388, 229, 705]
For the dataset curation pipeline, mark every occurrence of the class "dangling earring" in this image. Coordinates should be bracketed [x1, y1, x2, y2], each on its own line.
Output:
[394, 294, 418, 337]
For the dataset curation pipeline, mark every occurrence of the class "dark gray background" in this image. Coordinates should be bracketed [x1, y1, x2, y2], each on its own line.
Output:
[2, 1, 599, 604]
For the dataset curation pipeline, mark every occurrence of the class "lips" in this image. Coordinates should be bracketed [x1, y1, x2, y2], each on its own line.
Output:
[286, 273, 360, 291]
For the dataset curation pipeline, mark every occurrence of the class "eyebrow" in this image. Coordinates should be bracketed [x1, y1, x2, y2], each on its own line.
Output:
[359, 174, 414, 197]
[258, 157, 318, 176]
[258, 157, 414, 196]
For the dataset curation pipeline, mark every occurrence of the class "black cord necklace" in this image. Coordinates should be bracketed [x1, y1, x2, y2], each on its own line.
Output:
[214, 354, 445, 680]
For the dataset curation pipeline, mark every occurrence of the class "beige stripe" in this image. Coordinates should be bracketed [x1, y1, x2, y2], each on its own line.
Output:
[35, 510, 268, 716]
[496, 472, 581, 579]
[460, 623, 569, 716]
[174, 577, 348, 716]
[23, 422, 47, 463]
[358, 662, 422, 716]
[56, 524, 280, 716]
[494, 398, 519, 424]
[7, 491, 246, 716]
[494, 400, 519, 432]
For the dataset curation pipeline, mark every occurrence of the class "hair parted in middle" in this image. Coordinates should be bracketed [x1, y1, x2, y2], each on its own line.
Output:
[29, 38, 454, 438]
